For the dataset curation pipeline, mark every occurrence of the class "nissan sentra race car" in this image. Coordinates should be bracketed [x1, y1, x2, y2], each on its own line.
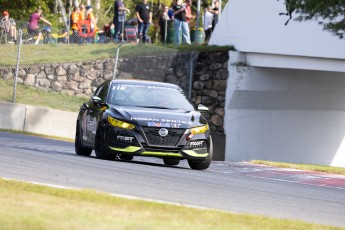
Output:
[75, 79, 213, 170]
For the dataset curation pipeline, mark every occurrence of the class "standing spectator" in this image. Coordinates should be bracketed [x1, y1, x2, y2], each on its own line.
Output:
[113, 0, 130, 42]
[159, 5, 171, 43]
[136, 0, 152, 43]
[0, 11, 17, 44]
[202, 6, 213, 42]
[172, 0, 191, 45]
[86, 6, 97, 33]
[28, 9, 51, 45]
[167, 4, 174, 20]
[70, 6, 80, 43]
[209, 0, 219, 30]
[79, 4, 86, 20]
[185, 0, 194, 25]
[86, 6, 97, 43]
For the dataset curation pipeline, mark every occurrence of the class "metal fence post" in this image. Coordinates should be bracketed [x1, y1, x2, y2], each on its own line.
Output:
[113, 43, 122, 80]
[164, 19, 167, 43]
[12, 29, 23, 103]
[188, 52, 199, 99]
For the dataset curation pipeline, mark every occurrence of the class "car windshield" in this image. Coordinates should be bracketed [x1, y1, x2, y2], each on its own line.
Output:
[109, 83, 194, 111]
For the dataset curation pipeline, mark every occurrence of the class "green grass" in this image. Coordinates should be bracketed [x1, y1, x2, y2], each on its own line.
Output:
[1, 43, 233, 66]
[251, 160, 345, 175]
[0, 79, 87, 112]
[0, 178, 342, 230]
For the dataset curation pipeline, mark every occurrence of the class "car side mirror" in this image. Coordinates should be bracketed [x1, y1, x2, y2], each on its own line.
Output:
[197, 104, 209, 113]
[92, 96, 103, 106]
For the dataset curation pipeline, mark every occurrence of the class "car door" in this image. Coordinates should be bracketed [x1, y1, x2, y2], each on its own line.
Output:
[87, 81, 110, 145]
[83, 82, 105, 145]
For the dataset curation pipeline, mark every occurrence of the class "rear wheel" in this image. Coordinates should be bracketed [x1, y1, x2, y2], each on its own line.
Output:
[163, 158, 180, 166]
[188, 136, 213, 170]
[94, 126, 115, 160]
[75, 123, 92, 156]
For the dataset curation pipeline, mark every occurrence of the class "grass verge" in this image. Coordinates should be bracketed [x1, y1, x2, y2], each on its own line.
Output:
[250, 160, 345, 175]
[0, 43, 233, 66]
[0, 178, 341, 230]
[0, 79, 87, 112]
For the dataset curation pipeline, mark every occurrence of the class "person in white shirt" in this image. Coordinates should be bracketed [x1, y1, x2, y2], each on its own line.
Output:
[202, 6, 213, 42]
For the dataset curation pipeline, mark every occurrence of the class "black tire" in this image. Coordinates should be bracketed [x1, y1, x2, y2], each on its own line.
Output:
[119, 154, 134, 161]
[163, 158, 180, 166]
[188, 136, 213, 170]
[94, 126, 115, 160]
[75, 123, 92, 156]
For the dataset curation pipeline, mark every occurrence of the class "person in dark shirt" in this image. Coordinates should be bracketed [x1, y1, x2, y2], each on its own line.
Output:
[136, 0, 152, 43]
[172, 0, 191, 44]
[113, 0, 130, 42]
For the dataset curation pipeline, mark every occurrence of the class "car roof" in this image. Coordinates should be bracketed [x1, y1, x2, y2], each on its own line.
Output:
[110, 79, 181, 90]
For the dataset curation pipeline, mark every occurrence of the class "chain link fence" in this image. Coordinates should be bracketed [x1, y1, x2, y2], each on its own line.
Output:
[0, 21, 199, 112]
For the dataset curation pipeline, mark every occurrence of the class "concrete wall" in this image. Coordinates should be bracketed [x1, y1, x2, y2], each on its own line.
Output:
[225, 57, 345, 167]
[209, 0, 345, 59]
[0, 102, 77, 139]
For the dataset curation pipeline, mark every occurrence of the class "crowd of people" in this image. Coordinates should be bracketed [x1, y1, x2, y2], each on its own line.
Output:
[0, 0, 219, 45]
[158, 0, 219, 44]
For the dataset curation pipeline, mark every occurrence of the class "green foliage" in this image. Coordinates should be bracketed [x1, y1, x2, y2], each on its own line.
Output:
[0, 0, 57, 23]
[280, 0, 345, 38]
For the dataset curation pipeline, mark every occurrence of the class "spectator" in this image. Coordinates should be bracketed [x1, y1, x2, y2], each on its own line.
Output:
[202, 6, 213, 42]
[0, 11, 17, 44]
[86, 6, 97, 43]
[209, 0, 219, 30]
[99, 22, 115, 43]
[113, 0, 130, 42]
[159, 5, 171, 43]
[185, 0, 194, 25]
[79, 4, 86, 20]
[57, 29, 69, 43]
[167, 4, 174, 20]
[172, 0, 191, 45]
[70, 6, 80, 43]
[136, 0, 152, 43]
[28, 9, 52, 45]
[86, 6, 97, 33]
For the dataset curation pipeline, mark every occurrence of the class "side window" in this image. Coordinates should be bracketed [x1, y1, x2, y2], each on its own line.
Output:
[98, 82, 109, 102]
[94, 83, 104, 97]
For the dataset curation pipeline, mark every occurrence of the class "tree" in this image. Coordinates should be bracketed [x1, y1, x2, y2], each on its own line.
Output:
[279, 0, 345, 38]
[0, 0, 56, 22]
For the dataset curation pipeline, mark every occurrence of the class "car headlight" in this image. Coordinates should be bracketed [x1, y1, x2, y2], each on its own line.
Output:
[107, 116, 135, 130]
[190, 124, 209, 134]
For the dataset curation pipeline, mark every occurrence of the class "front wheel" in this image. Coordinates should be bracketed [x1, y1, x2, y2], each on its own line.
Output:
[75, 123, 92, 156]
[94, 126, 115, 160]
[188, 136, 213, 170]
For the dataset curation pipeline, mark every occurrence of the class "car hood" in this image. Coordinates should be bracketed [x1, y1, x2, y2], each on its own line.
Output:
[108, 105, 206, 129]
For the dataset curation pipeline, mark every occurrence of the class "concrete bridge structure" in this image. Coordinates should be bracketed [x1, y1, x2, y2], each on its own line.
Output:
[209, 0, 345, 167]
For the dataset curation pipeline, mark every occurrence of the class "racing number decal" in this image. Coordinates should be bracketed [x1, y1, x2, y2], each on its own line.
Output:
[82, 111, 88, 141]
[86, 115, 97, 135]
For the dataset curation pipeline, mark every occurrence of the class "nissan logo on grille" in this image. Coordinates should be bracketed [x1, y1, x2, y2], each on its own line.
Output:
[158, 128, 169, 137]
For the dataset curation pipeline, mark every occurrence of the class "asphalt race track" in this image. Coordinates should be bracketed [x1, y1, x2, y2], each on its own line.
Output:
[0, 131, 345, 227]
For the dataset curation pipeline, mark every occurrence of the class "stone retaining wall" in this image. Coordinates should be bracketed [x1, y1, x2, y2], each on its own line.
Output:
[0, 51, 229, 135]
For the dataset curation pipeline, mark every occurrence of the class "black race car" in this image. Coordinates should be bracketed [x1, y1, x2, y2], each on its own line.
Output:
[75, 79, 213, 170]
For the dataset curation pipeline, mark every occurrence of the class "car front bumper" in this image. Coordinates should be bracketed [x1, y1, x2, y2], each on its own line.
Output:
[104, 126, 210, 160]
